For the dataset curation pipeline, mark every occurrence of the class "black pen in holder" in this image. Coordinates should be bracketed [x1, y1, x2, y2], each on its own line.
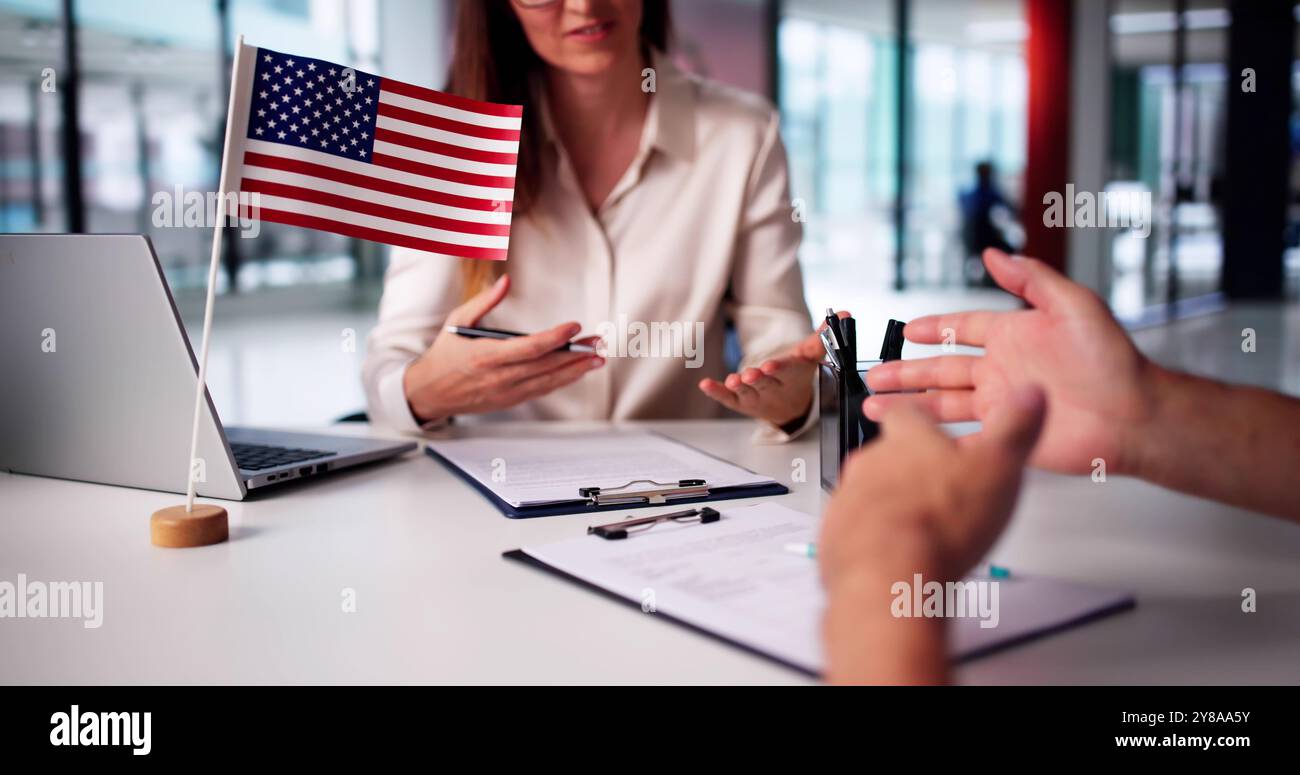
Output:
[818, 317, 906, 491]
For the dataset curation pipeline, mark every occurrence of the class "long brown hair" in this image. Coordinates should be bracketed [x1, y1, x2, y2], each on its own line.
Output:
[446, 0, 673, 299]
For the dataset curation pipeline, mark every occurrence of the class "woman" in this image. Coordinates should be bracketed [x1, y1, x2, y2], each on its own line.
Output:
[363, 0, 823, 438]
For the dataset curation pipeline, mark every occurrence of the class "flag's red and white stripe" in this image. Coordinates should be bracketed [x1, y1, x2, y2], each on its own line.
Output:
[235, 70, 521, 261]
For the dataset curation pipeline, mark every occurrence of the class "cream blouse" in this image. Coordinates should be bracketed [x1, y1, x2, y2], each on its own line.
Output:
[363, 54, 813, 440]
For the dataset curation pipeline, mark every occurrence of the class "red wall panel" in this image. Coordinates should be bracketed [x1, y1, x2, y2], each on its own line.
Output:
[1023, 0, 1072, 273]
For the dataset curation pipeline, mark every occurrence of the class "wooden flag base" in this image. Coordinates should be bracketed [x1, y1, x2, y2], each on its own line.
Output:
[150, 504, 229, 548]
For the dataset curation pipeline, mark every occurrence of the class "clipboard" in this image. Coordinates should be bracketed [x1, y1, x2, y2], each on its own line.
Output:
[505, 547, 1137, 676]
[424, 432, 789, 519]
[502, 503, 1137, 677]
[501, 548, 817, 676]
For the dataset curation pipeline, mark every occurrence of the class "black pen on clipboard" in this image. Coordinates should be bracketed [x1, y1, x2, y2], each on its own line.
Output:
[444, 325, 598, 353]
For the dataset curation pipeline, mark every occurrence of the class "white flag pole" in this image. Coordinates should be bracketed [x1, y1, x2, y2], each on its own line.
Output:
[184, 35, 248, 513]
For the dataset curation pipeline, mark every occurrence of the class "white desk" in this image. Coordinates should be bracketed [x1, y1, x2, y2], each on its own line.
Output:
[2, 418, 1298, 685]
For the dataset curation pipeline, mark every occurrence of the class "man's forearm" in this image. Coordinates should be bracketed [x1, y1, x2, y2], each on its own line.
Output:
[1127, 365, 1300, 522]
[823, 563, 947, 685]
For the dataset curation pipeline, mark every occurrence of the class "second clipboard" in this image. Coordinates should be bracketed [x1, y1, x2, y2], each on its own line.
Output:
[423, 430, 790, 519]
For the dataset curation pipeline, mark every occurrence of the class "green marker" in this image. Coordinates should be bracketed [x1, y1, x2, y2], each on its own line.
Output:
[988, 564, 1011, 579]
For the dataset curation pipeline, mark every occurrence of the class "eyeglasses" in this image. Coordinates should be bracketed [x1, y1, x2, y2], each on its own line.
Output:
[587, 507, 721, 540]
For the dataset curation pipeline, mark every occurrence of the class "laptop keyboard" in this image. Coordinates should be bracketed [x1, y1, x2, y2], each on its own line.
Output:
[230, 442, 335, 471]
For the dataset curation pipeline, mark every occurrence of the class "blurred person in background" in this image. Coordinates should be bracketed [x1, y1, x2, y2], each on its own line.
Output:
[959, 161, 1020, 287]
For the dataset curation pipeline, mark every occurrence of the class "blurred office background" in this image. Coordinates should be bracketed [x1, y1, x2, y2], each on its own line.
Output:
[2, 0, 1297, 426]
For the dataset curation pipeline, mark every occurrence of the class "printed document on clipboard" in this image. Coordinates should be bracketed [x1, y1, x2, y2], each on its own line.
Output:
[505, 502, 1136, 676]
[425, 430, 789, 518]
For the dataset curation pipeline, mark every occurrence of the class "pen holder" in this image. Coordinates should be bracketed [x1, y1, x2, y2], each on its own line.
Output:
[819, 359, 884, 491]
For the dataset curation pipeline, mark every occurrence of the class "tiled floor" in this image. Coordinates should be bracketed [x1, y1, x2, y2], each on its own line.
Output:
[1130, 304, 1300, 395]
[179, 281, 1300, 428]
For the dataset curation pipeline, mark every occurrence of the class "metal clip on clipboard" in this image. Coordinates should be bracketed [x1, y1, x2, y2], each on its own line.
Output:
[587, 506, 721, 539]
[578, 478, 709, 506]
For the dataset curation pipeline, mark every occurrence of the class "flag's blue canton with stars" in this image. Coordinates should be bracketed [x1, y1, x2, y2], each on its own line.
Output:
[247, 47, 381, 162]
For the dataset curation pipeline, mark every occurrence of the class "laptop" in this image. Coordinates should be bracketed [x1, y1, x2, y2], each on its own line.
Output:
[0, 234, 416, 500]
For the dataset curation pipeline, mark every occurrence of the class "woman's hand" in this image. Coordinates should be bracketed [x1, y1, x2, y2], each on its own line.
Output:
[402, 275, 604, 424]
[864, 250, 1158, 475]
[698, 312, 849, 429]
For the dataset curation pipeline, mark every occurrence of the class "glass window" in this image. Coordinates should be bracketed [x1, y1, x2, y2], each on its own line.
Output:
[907, 0, 1027, 289]
[779, 0, 897, 304]
[1290, 60, 1300, 297]
[778, 0, 1028, 299]
[1107, 0, 1229, 317]
[0, 0, 65, 232]
[62, 0, 381, 294]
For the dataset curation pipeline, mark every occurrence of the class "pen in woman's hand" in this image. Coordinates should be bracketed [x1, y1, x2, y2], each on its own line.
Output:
[444, 325, 599, 354]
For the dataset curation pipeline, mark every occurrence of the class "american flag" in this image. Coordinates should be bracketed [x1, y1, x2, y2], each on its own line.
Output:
[228, 44, 521, 261]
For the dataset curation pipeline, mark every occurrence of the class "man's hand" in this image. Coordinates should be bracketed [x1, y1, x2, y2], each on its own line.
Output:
[698, 312, 849, 429]
[819, 386, 1046, 684]
[864, 249, 1158, 475]
[821, 385, 1047, 591]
